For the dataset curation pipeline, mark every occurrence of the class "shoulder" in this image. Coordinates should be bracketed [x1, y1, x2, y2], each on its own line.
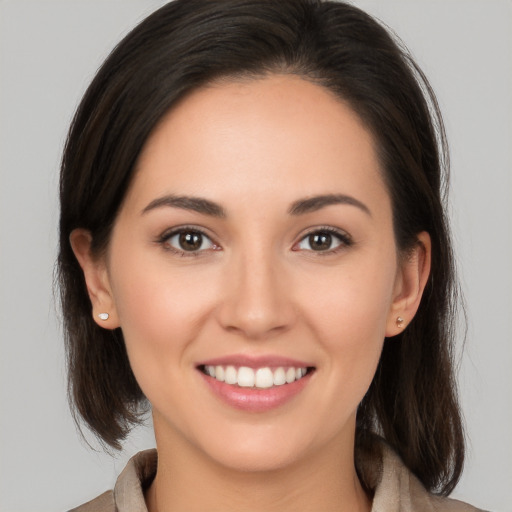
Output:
[405, 468, 486, 512]
[68, 449, 157, 512]
[358, 438, 487, 512]
[372, 445, 483, 512]
[68, 490, 115, 512]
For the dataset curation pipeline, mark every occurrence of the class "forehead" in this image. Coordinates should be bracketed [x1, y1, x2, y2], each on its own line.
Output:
[127, 74, 388, 214]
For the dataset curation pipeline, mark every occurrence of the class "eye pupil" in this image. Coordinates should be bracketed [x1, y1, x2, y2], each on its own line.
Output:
[179, 232, 202, 251]
[309, 233, 332, 251]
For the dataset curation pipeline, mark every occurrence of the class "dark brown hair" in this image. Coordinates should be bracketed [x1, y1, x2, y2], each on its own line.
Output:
[58, 0, 464, 495]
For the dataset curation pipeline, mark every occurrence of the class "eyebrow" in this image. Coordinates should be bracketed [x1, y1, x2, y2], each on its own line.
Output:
[141, 193, 371, 218]
[288, 194, 372, 216]
[142, 194, 227, 218]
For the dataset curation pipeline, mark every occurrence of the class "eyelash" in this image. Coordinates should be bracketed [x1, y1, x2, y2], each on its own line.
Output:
[293, 226, 353, 256]
[156, 226, 217, 257]
[156, 225, 353, 257]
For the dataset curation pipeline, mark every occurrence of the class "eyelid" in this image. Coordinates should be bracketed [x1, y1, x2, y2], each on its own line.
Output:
[156, 225, 221, 256]
[292, 226, 353, 253]
[155, 224, 352, 256]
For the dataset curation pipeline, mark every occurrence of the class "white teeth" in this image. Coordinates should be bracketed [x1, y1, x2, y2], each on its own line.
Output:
[273, 367, 286, 386]
[225, 365, 237, 384]
[203, 364, 309, 388]
[238, 367, 255, 387]
[255, 368, 274, 388]
[215, 365, 225, 382]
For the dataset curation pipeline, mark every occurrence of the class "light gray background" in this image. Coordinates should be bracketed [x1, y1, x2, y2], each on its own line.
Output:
[0, 1, 510, 511]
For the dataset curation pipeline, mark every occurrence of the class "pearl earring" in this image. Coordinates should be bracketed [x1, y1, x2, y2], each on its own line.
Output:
[396, 316, 404, 328]
[98, 313, 109, 321]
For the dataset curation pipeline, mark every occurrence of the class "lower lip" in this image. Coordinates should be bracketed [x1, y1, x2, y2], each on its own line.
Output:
[199, 370, 313, 412]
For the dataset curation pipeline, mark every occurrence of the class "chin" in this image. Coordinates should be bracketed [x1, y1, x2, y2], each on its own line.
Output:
[208, 444, 304, 474]
[192, 423, 321, 474]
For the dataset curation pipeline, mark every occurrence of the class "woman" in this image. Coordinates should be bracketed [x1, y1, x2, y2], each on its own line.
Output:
[59, 0, 485, 510]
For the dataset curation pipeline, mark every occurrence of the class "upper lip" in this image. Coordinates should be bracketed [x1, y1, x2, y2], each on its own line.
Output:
[196, 354, 314, 369]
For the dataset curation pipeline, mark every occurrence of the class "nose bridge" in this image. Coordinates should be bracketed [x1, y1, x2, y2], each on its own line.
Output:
[218, 240, 294, 338]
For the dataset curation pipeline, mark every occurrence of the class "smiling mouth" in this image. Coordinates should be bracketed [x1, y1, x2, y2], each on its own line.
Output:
[198, 365, 315, 389]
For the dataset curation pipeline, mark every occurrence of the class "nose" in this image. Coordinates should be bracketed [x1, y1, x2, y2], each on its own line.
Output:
[217, 249, 296, 340]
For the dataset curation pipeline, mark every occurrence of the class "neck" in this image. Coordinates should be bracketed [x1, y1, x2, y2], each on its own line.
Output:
[145, 426, 371, 512]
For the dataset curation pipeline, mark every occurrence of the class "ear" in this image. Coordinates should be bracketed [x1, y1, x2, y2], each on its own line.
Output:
[69, 228, 120, 329]
[386, 231, 431, 337]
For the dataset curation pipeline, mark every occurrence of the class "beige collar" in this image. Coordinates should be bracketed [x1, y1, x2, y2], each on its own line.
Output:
[111, 443, 482, 512]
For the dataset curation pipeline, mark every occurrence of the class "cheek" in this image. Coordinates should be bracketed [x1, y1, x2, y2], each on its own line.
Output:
[108, 249, 218, 369]
[305, 255, 396, 341]
[300, 252, 397, 400]
[108, 259, 222, 419]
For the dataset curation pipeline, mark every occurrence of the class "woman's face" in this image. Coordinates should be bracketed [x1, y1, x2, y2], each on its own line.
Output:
[95, 75, 421, 471]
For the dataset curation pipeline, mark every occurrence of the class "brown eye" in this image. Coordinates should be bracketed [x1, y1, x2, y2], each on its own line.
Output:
[163, 229, 216, 254]
[179, 231, 203, 251]
[308, 233, 333, 251]
[295, 228, 351, 253]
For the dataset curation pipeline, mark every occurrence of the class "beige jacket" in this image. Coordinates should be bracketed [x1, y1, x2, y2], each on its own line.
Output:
[70, 445, 486, 512]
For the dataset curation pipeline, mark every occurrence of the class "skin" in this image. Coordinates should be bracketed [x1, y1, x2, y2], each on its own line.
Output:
[71, 74, 431, 512]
